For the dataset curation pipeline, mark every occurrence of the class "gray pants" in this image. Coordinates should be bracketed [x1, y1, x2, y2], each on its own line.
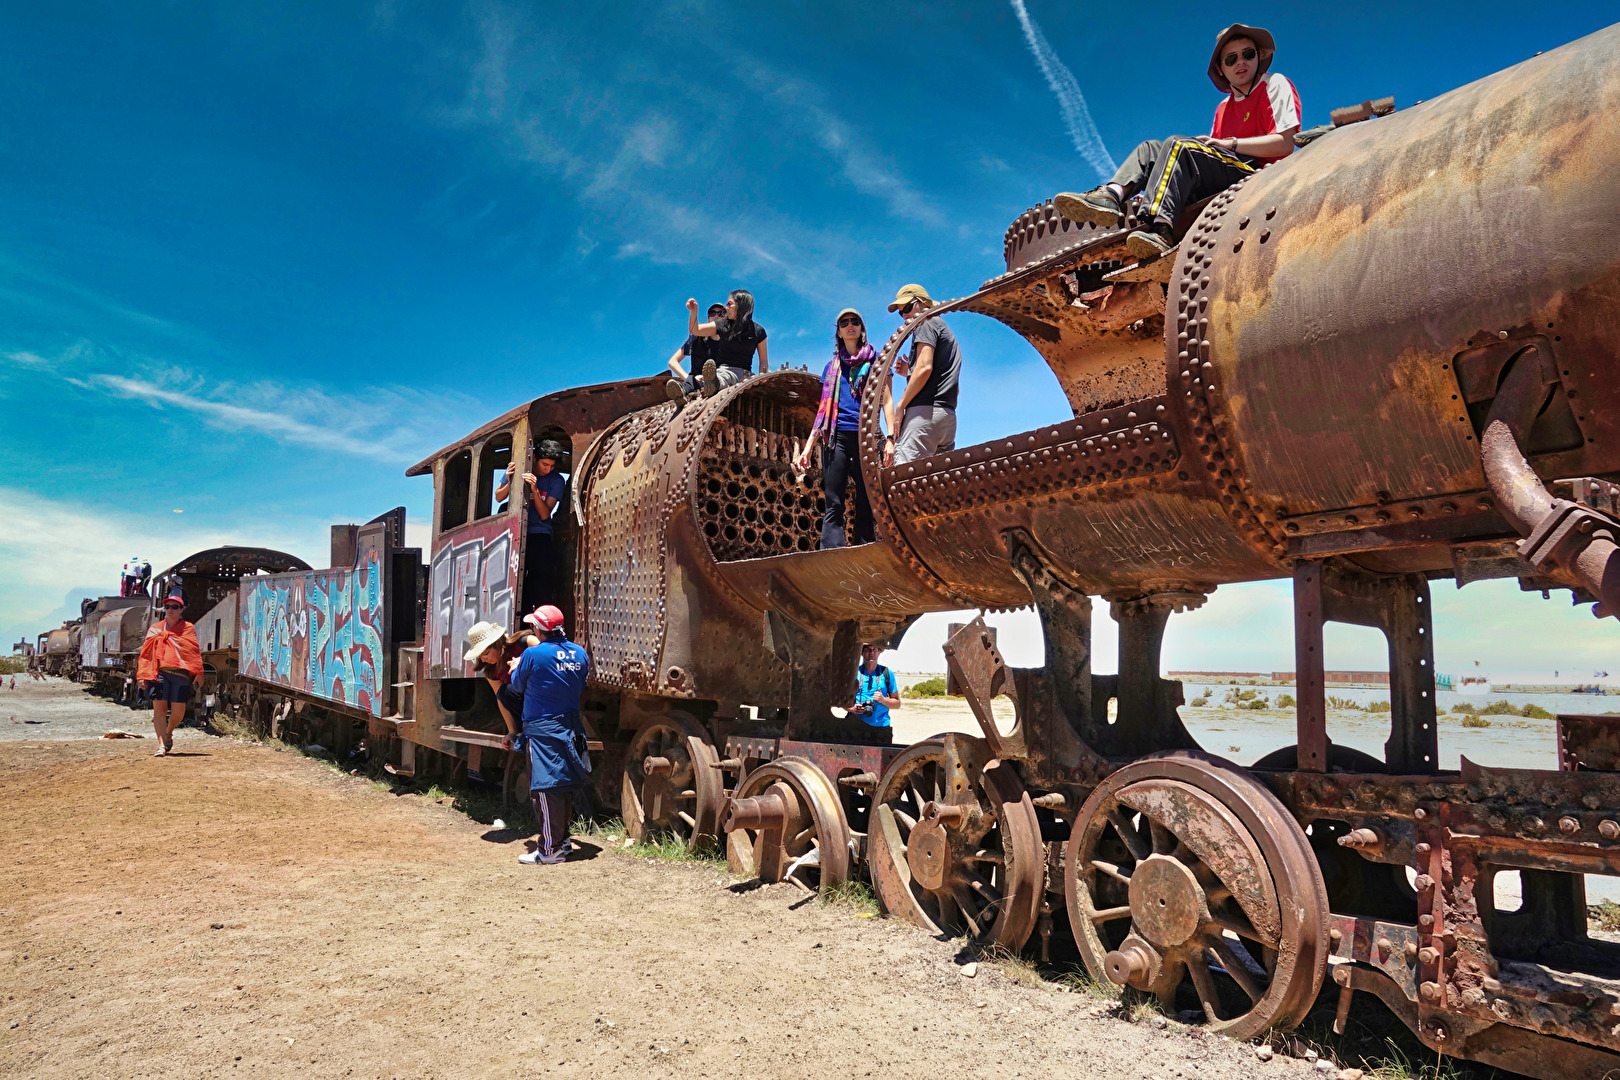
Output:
[894, 406, 957, 465]
[681, 364, 746, 396]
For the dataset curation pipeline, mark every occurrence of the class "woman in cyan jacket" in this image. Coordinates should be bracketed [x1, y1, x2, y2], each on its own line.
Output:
[137, 586, 203, 756]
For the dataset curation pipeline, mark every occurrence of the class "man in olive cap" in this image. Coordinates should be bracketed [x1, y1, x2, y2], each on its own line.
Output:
[887, 284, 961, 466]
[1054, 24, 1300, 261]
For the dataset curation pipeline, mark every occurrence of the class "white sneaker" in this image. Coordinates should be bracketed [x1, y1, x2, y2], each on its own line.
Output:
[519, 851, 542, 865]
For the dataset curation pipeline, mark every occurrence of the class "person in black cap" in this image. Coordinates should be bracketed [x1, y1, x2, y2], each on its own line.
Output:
[669, 289, 769, 406]
[1053, 24, 1301, 260]
[666, 302, 726, 402]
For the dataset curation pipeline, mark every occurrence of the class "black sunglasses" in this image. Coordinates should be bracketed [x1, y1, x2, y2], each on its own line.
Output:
[837, 316, 863, 328]
[1222, 46, 1257, 67]
[898, 300, 918, 316]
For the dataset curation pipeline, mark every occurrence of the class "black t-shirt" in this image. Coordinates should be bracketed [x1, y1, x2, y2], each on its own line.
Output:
[909, 316, 961, 410]
[710, 320, 767, 375]
[681, 334, 720, 366]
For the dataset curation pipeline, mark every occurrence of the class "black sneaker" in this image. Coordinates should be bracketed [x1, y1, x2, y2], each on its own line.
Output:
[665, 378, 687, 404]
[1054, 187, 1122, 228]
[700, 359, 719, 398]
[1125, 222, 1176, 261]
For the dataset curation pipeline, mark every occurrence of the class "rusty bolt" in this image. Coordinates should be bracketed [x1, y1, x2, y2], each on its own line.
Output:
[1414, 807, 1428, 820]
[1329, 927, 1343, 942]
[1419, 947, 1441, 966]
[1415, 842, 1431, 856]
[1414, 874, 1435, 891]
[1560, 816, 1581, 834]
[1338, 827, 1385, 852]
[1420, 981, 1443, 1001]
[643, 756, 673, 776]
[1526, 817, 1546, 833]
[1419, 913, 1435, 928]
[1377, 936, 1394, 955]
[1483, 977, 1502, 993]
[1498, 330, 1509, 339]
[1601, 819, 1620, 839]
[1265, 207, 1276, 219]
[1442, 502, 1457, 515]
[1406, 942, 1419, 958]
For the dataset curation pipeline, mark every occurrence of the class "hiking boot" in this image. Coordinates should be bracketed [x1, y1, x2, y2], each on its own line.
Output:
[700, 359, 718, 398]
[1125, 222, 1176, 261]
[665, 378, 687, 405]
[1054, 187, 1123, 228]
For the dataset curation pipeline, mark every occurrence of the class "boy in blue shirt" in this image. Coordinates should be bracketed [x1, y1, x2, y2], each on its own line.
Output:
[497, 442, 569, 612]
[850, 643, 901, 728]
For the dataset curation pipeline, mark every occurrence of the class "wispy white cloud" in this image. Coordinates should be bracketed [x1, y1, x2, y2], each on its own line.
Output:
[0, 485, 321, 649]
[80, 374, 418, 464]
[427, 1, 868, 305]
[735, 60, 945, 228]
[1009, 0, 1116, 181]
[15, 339, 472, 467]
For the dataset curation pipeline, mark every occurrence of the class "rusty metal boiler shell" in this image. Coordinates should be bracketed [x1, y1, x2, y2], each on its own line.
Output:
[1193, 23, 1620, 521]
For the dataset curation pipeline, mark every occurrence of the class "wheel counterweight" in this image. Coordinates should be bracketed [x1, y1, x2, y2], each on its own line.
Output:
[1065, 751, 1330, 1040]
[867, 735, 1043, 951]
[621, 714, 723, 851]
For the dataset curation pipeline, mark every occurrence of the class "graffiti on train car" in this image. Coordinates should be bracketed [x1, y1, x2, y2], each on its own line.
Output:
[426, 516, 520, 678]
[239, 555, 387, 716]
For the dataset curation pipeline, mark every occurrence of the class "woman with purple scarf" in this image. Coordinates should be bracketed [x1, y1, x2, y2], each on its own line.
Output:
[794, 308, 894, 548]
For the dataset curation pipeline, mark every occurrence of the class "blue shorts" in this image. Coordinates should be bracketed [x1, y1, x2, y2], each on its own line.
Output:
[152, 671, 194, 704]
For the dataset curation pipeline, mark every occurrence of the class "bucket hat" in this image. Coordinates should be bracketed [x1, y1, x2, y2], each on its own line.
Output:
[463, 620, 507, 662]
[1208, 24, 1275, 93]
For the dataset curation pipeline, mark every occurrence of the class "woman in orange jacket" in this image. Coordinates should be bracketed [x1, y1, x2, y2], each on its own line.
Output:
[137, 587, 203, 756]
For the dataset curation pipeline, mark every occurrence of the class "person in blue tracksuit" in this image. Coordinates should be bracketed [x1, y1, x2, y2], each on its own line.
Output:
[509, 604, 591, 865]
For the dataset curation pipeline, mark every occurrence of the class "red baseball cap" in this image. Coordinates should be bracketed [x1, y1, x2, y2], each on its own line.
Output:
[524, 605, 565, 632]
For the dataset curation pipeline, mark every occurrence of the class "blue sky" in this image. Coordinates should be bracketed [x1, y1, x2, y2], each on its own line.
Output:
[2, 1, 1615, 679]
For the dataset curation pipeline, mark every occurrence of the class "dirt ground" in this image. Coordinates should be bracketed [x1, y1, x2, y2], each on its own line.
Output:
[0, 713, 1347, 1079]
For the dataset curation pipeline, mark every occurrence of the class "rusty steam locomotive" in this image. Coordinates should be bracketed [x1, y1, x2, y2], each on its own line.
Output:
[35, 23, 1620, 1077]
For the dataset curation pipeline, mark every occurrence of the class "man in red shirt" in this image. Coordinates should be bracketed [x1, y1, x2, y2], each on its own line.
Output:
[1055, 24, 1301, 260]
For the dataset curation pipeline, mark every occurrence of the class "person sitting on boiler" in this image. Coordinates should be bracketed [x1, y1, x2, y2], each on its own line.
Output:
[1052, 23, 1300, 261]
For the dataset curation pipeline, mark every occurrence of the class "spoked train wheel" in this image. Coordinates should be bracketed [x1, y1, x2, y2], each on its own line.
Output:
[1065, 751, 1330, 1040]
[621, 714, 723, 852]
[867, 735, 1043, 951]
[724, 757, 852, 893]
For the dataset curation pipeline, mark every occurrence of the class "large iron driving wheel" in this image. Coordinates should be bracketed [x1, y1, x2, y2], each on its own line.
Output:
[724, 757, 853, 893]
[1066, 750, 1330, 1040]
[867, 735, 1043, 951]
[621, 714, 723, 851]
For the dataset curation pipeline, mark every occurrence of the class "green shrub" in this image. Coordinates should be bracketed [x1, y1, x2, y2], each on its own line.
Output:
[1241, 697, 1270, 710]
[1592, 900, 1620, 933]
[1327, 695, 1361, 710]
[1451, 702, 1480, 714]
[907, 677, 947, 698]
[1365, 700, 1392, 713]
[1461, 714, 1491, 728]
[1276, 693, 1296, 709]
[1521, 703, 1554, 719]
[1188, 693, 1210, 707]
[1480, 699, 1520, 715]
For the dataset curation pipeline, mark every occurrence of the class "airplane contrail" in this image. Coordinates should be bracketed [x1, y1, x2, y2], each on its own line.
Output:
[1009, 0, 1117, 181]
